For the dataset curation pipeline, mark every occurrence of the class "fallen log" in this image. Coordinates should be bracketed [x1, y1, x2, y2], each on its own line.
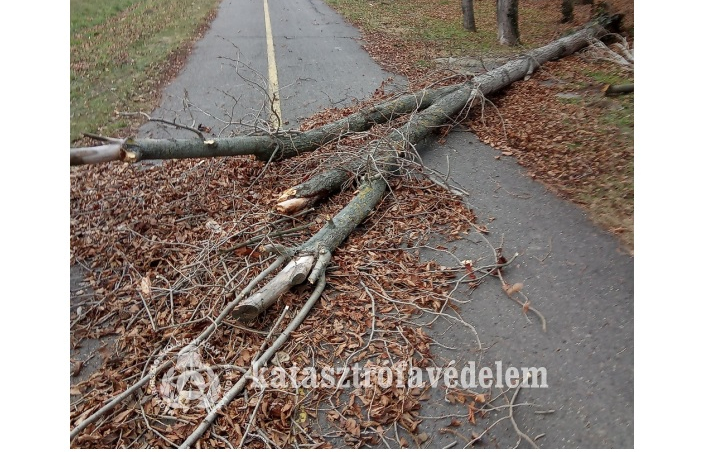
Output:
[275, 21, 609, 214]
[70, 85, 460, 165]
[233, 85, 476, 320]
[70, 19, 618, 447]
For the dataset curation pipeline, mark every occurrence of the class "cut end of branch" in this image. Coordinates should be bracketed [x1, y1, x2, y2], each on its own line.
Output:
[277, 197, 313, 215]
[70, 143, 125, 166]
[277, 188, 297, 203]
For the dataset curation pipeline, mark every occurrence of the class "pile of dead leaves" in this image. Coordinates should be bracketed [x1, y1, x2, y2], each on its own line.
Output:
[70, 103, 496, 447]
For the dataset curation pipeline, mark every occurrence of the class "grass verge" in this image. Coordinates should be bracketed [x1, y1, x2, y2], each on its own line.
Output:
[70, 0, 221, 142]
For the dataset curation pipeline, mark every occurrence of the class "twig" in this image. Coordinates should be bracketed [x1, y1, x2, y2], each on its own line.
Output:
[118, 111, 205, 139]
[533, 238, 553, 263]
[70, 360, 172, 441]
[222, 223, 315, 253]
[82, 132, 125, 144]
[497, 272, 547, 332]
[138, 292, 157, 332]
[463, 415, 510, 448]
[139, 399, 179, 447]
[178, 253, 288, 357]
[308, 247, 331, 285]
[72, 255, 288, 441]
[253, 305, 290, 363]
[239, 387, 266, 447]
[509, 372, 539, 448]
[478, 233, 547, 332]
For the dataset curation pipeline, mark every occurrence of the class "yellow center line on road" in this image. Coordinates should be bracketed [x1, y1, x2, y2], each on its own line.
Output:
[263, 0, 282, 129]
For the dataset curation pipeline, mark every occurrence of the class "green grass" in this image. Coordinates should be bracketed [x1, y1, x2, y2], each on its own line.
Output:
[324, 0, 527, 58]
[70, 0, 139, 31]
[70, 0, 220, 142]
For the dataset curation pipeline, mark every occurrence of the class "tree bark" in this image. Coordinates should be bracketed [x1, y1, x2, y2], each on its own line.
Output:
[275, 22, 608, 215]
[561, 0, 574, 23]
[232, 254, 316, 320]
[70, 85, 459, 166]
[234, 84, 476, 320]
[497, 0, 521, 46]
[462, 0, 477, 32]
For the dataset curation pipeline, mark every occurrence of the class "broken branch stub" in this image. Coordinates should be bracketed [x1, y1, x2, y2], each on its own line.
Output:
[232, 254, 315, 321]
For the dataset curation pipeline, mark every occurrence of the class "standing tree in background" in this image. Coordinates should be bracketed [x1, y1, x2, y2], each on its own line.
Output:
[561, 0, 574, 23]
[462, 0, 476, 31]
[497, 0, 520, 45]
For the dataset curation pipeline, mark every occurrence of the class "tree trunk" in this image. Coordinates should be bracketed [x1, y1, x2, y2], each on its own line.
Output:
[497, 0, 520, 46]
[234, 86, 476, 320]
[276, 22, 609, 215]
[561, 0, 574, 23]
[70, 85, 460, 166]
[462, 0, 476, 32]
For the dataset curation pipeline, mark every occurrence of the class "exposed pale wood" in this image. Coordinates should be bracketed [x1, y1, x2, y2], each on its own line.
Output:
[232, 255, 315, 320]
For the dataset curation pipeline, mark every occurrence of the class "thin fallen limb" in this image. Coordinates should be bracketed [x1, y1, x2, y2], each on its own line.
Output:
[479, 233, 547, 332]
[509, 372, 539, 448]
[70, 360, 173, 441]
[70, 141, 126, 166]
[118, 111, 205, 139]
[180, 273, 327, 448]
[71, 255, 288, 441]
[221, 222, 315, 253]
[232, 254, 316, 320]
[497, 272, 548, 333]
[70, 85, 459, 165]
[239, 386, 266, 447]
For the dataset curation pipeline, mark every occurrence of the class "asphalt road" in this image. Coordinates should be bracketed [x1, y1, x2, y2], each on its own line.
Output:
[139, 0, 404, 139]
[416, 132, 633, 448]
[109, 0, 633, 447]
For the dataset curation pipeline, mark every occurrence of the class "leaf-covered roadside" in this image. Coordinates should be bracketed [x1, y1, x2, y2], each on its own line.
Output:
[70, 104, 493, 446]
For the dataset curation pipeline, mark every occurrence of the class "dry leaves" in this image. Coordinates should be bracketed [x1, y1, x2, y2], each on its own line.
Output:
[70, 105, 481, 447]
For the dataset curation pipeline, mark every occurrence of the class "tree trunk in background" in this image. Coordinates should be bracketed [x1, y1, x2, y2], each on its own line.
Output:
[561, 0, 574, 23]
[497, 0, 520, 46]
[462, 0, 476, 32]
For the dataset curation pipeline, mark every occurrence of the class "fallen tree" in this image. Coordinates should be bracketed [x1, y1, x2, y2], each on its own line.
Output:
[70, 84, 460, 165]
[70, 19, 615, 448]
